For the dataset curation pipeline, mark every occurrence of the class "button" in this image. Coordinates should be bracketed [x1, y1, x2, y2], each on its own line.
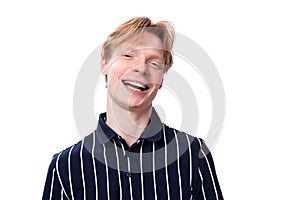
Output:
[127, 172, 132, 177]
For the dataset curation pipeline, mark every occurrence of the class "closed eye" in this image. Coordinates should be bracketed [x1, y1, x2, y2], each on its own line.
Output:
[149, 61, 164, 70]
[122, 53, 134, 59]
[150, 62, 159, 67]
[122, 52, 142, 62]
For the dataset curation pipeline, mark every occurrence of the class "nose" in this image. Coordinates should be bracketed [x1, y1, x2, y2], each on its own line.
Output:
[132, 56, 148, 74]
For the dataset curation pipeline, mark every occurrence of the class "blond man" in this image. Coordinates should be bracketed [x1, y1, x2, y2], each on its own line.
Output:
[43, 17, 223, 200]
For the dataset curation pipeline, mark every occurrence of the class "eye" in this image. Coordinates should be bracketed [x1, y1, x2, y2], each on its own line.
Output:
[122, 53, 133, 59]
[151, 62, 159, 67]
[149, 61, 164, 70]
[122, 52, 135, 60]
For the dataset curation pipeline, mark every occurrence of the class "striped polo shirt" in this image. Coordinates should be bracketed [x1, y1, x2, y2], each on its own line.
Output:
[42, 109, 223, 200]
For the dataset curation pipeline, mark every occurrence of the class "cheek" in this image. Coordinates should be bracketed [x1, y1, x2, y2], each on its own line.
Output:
[152, 74, 164, 85]
[108, 62, 125, 79]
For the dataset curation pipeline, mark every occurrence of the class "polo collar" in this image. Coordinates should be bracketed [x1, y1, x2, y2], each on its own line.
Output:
[95, 107, 163, 144]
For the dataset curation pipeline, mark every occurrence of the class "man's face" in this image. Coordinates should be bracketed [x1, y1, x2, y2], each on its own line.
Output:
[102, 32, 166, 111]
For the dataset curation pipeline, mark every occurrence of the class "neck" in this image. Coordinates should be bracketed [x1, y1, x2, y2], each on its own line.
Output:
[106, 101, 152, 147]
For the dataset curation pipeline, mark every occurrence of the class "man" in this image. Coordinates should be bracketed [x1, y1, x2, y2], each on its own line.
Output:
[43, 17, 223, 200]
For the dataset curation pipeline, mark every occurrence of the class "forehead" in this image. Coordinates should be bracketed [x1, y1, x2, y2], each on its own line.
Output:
[117, 32, 164, 54]
[133, 31, 164, 50]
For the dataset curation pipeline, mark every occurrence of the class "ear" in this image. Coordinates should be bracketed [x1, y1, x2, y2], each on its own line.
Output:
[101, 59, 108, 75]
[159, 78, 164, 89]
[101, 60, 108, 87]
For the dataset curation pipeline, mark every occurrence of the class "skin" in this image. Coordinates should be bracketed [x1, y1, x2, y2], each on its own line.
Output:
[102, 32, 166, 147]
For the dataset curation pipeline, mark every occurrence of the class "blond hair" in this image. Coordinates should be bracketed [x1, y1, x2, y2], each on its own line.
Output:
[101, 17, 175, 71]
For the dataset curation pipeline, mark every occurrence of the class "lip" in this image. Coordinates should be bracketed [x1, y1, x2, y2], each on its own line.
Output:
[122, 79, 151, 95]
[122, 79, 150, 87]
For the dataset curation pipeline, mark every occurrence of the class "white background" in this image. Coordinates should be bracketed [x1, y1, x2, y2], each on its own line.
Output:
[1, 0, 299, 199]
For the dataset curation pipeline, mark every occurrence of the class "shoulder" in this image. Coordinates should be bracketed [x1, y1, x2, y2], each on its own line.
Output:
[50, 140, 82, 166]
[50, 132, 95, 167]
[163, 124, 205, 146]
[162, 124, 208, 157]
[53, 133, 93, 160]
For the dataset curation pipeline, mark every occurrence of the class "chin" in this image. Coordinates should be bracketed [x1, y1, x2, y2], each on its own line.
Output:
[127, 101, 152, 111]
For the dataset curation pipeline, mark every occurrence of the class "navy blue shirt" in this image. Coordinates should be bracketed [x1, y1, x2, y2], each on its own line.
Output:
[43, 110, 223, 199]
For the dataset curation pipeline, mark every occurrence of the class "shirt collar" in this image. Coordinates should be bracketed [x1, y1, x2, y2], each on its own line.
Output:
[95, 107, 163, 144]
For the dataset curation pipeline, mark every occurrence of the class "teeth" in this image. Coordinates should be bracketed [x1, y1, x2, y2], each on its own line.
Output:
[123, 80, 146, 89]
[127, 85, 141, 91]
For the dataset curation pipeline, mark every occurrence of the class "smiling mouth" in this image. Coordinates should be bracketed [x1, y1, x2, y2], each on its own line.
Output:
[122, 80, 150, 91]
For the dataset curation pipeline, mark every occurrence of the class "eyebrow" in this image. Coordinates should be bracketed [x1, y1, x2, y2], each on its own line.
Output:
[126, 48, 165, 60]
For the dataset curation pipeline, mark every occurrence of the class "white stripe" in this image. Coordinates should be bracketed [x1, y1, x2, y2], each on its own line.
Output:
[49, 168, 55, 200]
[127, 156, 133, 200]
[120, 140, 126, 156]
[198, 138, 219, 200]
[80, 139, 86, 200]
[186, 136, 193, 200]
[56, 152, 70, 200]
[185, 134, 192, 192]
[103, 144, 110, 200]
[140, 140, 145, 200]
[152, 142, 157, 200]
[92, 131, 98, 200]
[174, 130, 182, 200]
[113, 139, 122, 199]
[68, 145, 75, 200]
[61, 188, 64, 200]
[198, 168, 206, 200]
[163, 125, 170, 200]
